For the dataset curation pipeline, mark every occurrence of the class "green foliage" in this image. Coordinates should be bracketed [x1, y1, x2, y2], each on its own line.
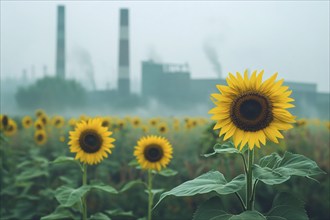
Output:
[253, 152, 326, 185]
[55, 183, 118, 208]
[266, 192, 308, 220]
[15, 76, 86, 110]
[155, 171, 245, 207]
[52, 156, 83, 171]
[193, 197, 266, 220]
[204, 142, 240, 157]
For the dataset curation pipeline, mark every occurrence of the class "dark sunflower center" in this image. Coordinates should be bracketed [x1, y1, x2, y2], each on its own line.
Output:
[2, 116, 9, 127]
[36, 124, 42, 130]
[160, 127, 165, 132]
[37, 134, 44, 141]
[144, 144, 163, 162]
[79, 130, 102, 153]
[102, 121, 109, 127]
[55, 119, 61, 125]
[41, 117, 47, 125]
[231, 92, 273, 132]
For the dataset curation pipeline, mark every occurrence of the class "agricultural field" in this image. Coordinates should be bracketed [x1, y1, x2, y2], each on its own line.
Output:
[1, 112, 329, 220]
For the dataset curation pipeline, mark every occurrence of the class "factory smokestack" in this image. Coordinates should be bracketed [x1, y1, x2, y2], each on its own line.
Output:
[118, 8, 130, 95]
[56, 5, 65, 79]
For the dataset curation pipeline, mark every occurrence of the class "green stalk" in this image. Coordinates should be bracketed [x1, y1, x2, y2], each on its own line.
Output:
[82, 163, 88, 220]
[147, 169, 153, 220]
[246, 148, 254, 210]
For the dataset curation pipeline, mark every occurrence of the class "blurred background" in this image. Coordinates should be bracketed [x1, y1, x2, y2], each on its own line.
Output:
[1, 2, 329, 220]
[1, 1, 329, 118]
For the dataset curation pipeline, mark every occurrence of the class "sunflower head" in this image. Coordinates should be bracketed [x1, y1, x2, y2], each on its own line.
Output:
[34, 119, 44, 130]
[4, 119, 17, 136]
[134, 135, 173, 171]
[131, 117, 141, 128]
[22, 116, 33, 128]
[158, 123, 168, 134]
[296, 119, 307, 127]
[0, 115, 9, 130]
[34, 130, 47, 145]
[52, 116, 65, 128]
[35, 109, 45, 118]
[68, 118, 115, 165]
[149, 118, 158, 127]
[209, 70, 296, 150]
[101, 117, 111, 128]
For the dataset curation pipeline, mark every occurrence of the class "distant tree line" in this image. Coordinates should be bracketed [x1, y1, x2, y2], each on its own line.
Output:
[16, 77, 86, 111]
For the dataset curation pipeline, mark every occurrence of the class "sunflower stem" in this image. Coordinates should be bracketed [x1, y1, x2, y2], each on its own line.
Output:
[246, 148, 254, 211]
[147, 169, 153, 220]
[82, 163, 88, 220]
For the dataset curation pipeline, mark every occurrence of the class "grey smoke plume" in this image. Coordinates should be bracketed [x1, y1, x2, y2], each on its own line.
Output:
[203, 42, 222, 78]
[71, 47, 96, 90]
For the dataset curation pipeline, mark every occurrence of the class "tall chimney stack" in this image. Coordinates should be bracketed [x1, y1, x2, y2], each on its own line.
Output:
[56, 5, 65, 79]
[118, 8, 130, 95]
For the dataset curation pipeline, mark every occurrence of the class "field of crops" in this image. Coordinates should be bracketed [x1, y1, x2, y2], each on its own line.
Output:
[1, 112, 329, 220]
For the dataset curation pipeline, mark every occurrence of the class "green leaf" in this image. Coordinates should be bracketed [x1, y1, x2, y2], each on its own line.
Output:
[229, 211, 266, 220]
[193, 197, 266, 220]
[89, 182, 118, 194]
[204, 142, 241, 157]
[55, 185, 90, 207]
[193, 196, 230, 220]
[90, 212, 111, 220]
[119, 180, 145, 192]
[144, 189, 165, 199]
[254, 152, 326, 185]
[154, 171, 245, 208]
[266, 192, 308, 220]
[253, 165, 290, 185]
[156, 168, 178, 177]
[259, 153, 281, 168]
[104, 209, 135, 218]
[15, 169, 49, 181]
[41, 206, 77, 220]
[52, 156, 83, 171]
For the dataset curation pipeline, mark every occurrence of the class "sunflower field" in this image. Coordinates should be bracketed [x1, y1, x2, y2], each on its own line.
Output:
[0, 111, 329, 220]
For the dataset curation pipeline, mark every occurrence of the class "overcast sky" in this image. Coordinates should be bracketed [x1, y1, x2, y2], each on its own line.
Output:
[1, 1, 329, 92]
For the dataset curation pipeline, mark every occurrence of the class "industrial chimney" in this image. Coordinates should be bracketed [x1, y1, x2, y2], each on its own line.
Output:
[56, 5, 65, 79]
[118, 8, 130, 95]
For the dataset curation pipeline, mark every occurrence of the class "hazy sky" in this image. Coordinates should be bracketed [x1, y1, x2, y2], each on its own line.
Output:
[1, 1, 329, 92]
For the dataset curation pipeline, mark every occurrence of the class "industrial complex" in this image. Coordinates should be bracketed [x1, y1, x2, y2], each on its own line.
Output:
[2, 6, 329, 118]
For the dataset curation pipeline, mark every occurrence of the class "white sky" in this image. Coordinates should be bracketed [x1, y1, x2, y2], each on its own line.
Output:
[1, 1, 329, 92]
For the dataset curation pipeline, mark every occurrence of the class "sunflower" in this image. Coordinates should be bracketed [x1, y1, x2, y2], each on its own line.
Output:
[40, 115, 49, 126]
[134, 135, 173, 171]
[22, 116, 33, 128]
[131, 117, 141, 128]
[116, 119, 125, 130]
[34, 119, 44, 130]
[101, 117, 111, 128]
[0, 115, 9, 131]
[52, 116, 65, 128]
[4, 119, 17, 136]
[34, 130, 48, 145]
[158, 123, 168, 134]
[296, 119, 307, 127]
[68, 118, 115, 165]
[149, 118, 158, 127]
[141, 125, 149, 133]
[35, 109, 45, 118]
[209, 70, 295, 150]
